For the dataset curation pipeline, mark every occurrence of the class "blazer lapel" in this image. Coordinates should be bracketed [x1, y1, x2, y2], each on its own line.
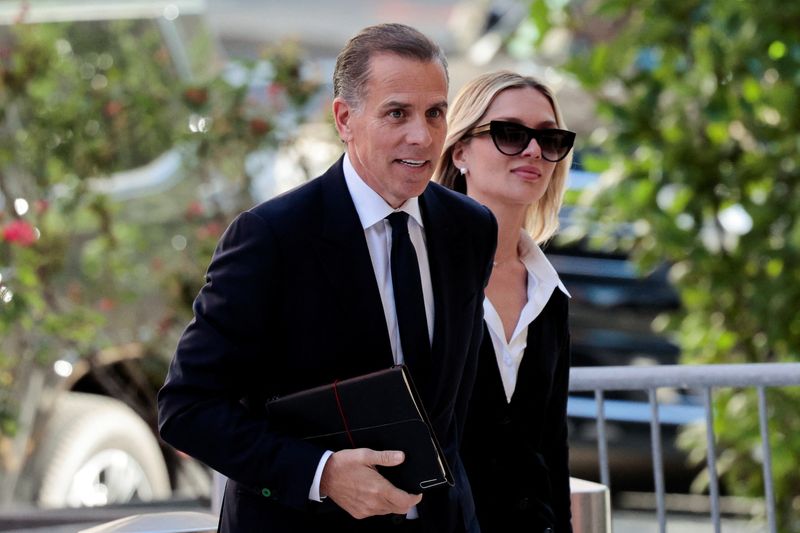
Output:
[313, 160, 394, 368]
[510, 296, 559, 406]
[418, 186, 471, 395]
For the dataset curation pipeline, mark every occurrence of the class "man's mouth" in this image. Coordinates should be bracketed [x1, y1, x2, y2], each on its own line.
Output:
[397, 159, 427, 167]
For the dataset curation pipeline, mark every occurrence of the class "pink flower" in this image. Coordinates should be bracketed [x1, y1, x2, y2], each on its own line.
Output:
[196, 221, 223, 241]
[184, 200, 204, 220]
[2, 219, 37, 246]
[249, 118, 271, 137]
[267, 82, 285, 98]
[183, 87, 209, 107]
[98, 298, 116, 312]
[266, 83, 287, 111]
[104, 100, 123, 118]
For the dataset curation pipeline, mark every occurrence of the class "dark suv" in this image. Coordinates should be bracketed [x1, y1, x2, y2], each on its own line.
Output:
[545, 169, 702, 491]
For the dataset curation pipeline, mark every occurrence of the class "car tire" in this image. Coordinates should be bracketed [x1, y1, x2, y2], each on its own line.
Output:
[31, 392, 171, 508]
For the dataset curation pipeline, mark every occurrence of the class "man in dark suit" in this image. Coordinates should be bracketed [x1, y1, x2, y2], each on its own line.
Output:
[157, 23, 496, 533]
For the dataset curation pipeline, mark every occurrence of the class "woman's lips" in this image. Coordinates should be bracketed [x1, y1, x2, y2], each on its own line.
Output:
[512, 165, 542, 180]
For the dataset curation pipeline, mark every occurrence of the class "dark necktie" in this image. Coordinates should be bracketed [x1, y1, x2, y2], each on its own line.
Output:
[386, 211, 430, 369]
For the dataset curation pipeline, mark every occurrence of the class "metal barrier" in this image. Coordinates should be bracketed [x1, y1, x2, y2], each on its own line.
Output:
[569, 362, 800, 533]
[570, 477, 611, 533]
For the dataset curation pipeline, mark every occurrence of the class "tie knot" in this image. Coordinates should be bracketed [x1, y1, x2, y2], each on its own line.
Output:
[386, 211, 409, 232]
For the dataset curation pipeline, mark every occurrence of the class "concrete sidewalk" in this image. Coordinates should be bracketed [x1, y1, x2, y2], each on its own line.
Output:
[1, 506, 766, 533]
[0, 500, 208, 532]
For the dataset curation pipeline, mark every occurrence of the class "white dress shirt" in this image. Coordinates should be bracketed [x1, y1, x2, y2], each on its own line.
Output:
[342, 154, 435, 356]
[483, 230, 571, 403]
[308, 154, 434, 517]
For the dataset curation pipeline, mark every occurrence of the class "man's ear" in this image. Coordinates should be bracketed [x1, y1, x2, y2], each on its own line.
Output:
[332, 97, 353, 142]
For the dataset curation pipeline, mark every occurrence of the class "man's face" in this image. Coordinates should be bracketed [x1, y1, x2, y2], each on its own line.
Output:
[333, 53, 448, 208]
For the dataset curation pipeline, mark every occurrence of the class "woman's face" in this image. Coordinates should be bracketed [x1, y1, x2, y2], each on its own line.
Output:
[453, 86, 559, 211]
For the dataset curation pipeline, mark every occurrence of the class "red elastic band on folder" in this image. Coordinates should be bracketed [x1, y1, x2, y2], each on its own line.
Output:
[332, 380, 356, 448]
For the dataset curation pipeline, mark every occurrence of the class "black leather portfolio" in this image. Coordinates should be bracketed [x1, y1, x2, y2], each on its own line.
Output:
[265, 365, 453, 494]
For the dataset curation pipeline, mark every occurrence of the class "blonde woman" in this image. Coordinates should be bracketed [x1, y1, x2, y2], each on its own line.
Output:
[436, 71, 575, 533]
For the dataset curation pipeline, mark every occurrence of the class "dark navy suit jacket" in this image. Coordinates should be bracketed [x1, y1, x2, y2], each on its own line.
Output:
[158, 157, 496, 532]
[461, 290, 572, 533]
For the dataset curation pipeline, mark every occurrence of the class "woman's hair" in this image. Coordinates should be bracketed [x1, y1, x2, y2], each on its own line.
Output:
[434, 71, 572, 244]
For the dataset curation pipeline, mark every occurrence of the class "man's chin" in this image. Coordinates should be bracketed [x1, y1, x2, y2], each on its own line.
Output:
[383, 181, 430, 207]
[406, 180, 432, 199]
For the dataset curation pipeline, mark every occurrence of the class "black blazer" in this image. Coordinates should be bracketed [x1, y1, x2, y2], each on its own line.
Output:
[157, 157, 496, 533]
[461, 289, 572, 533]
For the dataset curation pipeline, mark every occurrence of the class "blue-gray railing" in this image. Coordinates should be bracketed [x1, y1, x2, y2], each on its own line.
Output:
[568, 362, 800, 533]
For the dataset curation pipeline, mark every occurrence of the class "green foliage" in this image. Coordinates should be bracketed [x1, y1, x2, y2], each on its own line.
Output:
[0, 17, 322, 439]
[524, 0, 800, 528]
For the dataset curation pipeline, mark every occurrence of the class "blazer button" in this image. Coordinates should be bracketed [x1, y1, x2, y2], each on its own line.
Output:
[542, 528, 554, 533]
[500, 415, 512, 425]
[261, 488, 272, 498]
[516, 496, 531, 510]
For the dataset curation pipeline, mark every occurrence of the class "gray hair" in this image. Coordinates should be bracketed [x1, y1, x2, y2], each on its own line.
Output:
[333, 23, 448, 108]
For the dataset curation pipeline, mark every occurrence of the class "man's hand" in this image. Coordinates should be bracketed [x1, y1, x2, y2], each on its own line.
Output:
[319, 448, 422, 519]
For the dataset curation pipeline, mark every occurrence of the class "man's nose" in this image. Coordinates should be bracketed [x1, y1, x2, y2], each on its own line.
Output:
[405, 116, 433, 146]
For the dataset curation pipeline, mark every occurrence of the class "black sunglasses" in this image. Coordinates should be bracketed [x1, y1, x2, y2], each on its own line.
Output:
[463, 120, 575, 162]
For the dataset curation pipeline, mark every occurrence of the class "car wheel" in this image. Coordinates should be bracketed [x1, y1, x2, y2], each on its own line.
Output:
[32, 392, 171, 508]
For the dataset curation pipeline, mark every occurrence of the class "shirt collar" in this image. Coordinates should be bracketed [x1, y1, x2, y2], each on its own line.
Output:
[343, 153, 424, 230]
[518, 229, 571, 298]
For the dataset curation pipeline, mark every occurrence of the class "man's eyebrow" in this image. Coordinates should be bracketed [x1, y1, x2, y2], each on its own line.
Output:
[378, 100, 449, 110]
[380, 100, 412, 110]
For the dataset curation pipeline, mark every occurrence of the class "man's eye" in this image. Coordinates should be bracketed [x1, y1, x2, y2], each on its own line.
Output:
[427, 109, 442, 118]
[389, 110, 404, 119]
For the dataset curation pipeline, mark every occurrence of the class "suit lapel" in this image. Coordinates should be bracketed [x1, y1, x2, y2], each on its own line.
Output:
[418, 186, 471, 392]
[313, 160, 394, 368]
[311, 174, 474, 385]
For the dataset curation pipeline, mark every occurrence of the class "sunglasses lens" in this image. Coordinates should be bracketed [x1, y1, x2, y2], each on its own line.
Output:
[538, 131, 573, 162]
[492, 123, 529, 155]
